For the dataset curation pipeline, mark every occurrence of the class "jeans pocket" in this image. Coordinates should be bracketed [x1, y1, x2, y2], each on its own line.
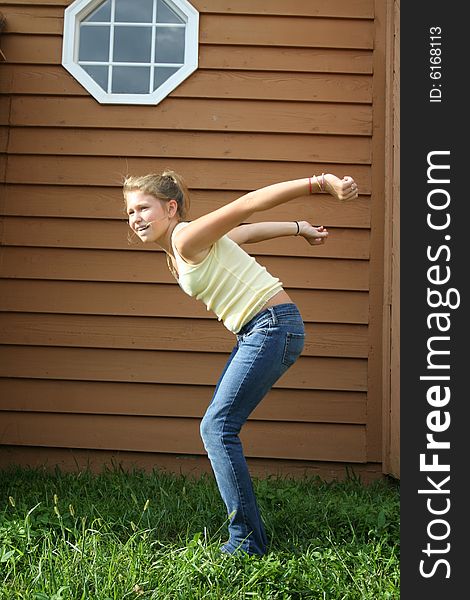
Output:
[282, 332, 305, 367]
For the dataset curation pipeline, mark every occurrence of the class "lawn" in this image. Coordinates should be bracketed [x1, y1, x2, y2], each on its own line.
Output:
[0, 466, 399, 599]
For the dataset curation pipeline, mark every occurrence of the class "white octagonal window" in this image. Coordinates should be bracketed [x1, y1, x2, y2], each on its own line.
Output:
[62, 0, 199, 105]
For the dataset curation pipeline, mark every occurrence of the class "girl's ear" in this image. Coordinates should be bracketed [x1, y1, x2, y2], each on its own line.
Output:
[167, 198, 179, 218]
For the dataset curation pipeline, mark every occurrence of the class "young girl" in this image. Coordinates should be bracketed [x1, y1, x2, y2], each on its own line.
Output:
[123, 171, 358, 556]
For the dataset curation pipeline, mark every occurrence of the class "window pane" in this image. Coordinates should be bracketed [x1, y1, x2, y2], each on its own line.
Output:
[112, 66, 150, 93]
[113, 27, 152, 63]
[115, 0, 153, 23]
[81, 65, 109, 91]
[79, 25, 110, 62]
[157, 0, 184, 24]
[155, 27, 185, 63]
[153, 66, 179, 89]
[83, 0, 112, 23]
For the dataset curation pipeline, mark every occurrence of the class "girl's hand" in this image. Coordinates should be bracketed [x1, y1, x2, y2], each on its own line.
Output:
[298, 221, 329, 245]
[323, 174, 358, 201]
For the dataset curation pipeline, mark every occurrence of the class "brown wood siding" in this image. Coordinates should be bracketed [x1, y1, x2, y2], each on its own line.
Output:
[0, 446, 384, 484]
[365, 0, 386, 464]
[382, 0, 400, 478]
[389, 0, 400, 478]
[0, 0, 387, 478]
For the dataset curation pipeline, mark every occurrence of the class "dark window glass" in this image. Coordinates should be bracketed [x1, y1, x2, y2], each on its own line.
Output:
[83, 0, 112, 23]
[113, 26, 152, 63]
[157, 0, 184, 24]
[153, 66, 180, 89]
[82, 65, 109, 90]
[112, 66, 151, 93]
[115, 0, 154, 23]
[155, 27, 185, 63]
[79, 25, 110, 62]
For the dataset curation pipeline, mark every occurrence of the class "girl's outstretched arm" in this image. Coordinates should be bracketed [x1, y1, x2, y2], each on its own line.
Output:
[228, 221, 328, 246]
[174, 174, 356, 262]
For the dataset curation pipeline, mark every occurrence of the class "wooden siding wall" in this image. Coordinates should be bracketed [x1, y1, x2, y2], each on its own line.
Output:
[382, 0, 400, 478]
[0, 0, 386, 481]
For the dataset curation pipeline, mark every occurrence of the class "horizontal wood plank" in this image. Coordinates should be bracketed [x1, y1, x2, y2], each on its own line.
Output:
[1, 64, 372, 103]
[1, 216, 370, 259]
[0, 411, 366, 462]
[0, 345, 368, 391]
[0, 127, 8, 152]
[1, 246, 369, 290]
[0, 97, 10, 124]
[0, 313, 368, 357]
[0, 446, 383, 481]
[199, 15, 373, 49]
[200, 45, 373, 74]
[176, 70, 372, 103]
[0, 280, 370, 324]
[0, 33, 62, 65]
[0, 0, 69, 4]
[4, 156, 372, 193]
[193, 0, 374, 18]
[2, 185, 371, 228]
[2, 0, 374, 19]
[7, 128, 371, 165]
[0, 7, 373, 49]
[0, 156, 6, 181]
[0, 378, 367, 424]
[10, 97, 373, 136]
[2, 34, 373, 73]
[0, 5, 64, 34]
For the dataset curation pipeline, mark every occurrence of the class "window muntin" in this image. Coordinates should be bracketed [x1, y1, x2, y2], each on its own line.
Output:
[62, 0, 199, 104]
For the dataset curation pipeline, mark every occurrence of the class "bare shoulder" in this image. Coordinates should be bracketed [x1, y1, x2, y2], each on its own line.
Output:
[173, 225, 211, 265]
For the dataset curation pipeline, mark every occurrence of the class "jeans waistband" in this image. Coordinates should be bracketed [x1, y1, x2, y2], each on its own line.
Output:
[237, 303, 302, 336]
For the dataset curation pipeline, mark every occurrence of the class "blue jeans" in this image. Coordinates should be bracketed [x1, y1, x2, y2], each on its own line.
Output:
[200, 303, 305, 555]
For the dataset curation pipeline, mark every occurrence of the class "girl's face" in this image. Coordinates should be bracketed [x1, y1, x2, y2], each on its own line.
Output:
[126, 190, 170, 243]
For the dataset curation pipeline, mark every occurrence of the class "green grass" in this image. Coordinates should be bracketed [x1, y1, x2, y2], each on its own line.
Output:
[0, 465, 399, 599]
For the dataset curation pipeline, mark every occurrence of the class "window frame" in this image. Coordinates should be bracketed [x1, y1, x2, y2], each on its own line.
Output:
[62, 0, 199, 105]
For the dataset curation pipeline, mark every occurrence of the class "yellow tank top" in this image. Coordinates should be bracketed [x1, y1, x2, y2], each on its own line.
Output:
[171, 222, 283, 333]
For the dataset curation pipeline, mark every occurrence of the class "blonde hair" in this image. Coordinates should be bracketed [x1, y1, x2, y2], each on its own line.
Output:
[123, 169, 190, 220]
